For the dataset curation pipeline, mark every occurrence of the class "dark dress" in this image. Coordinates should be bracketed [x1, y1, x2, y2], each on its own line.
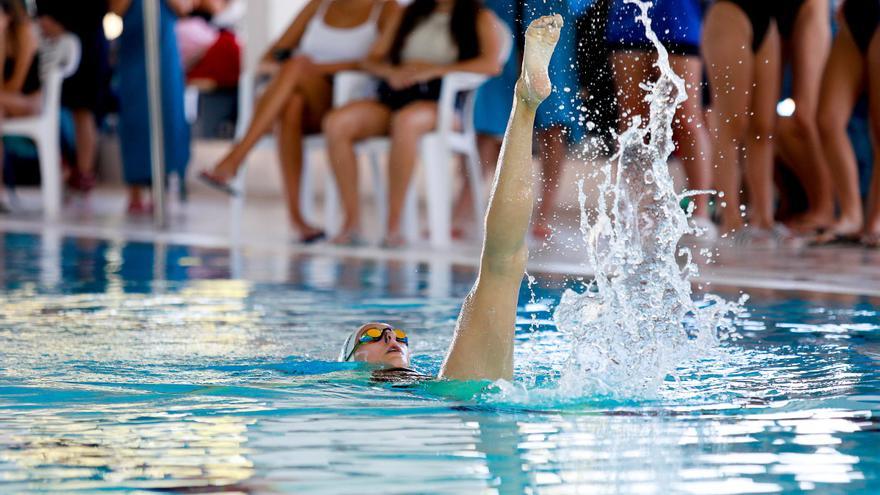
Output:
[35, 0, 111, 113]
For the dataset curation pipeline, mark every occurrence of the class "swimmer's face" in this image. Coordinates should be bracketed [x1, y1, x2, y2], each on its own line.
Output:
[350, 323, 411, 368]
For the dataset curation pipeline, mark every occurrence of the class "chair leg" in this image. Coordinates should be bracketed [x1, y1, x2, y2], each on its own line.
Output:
[37, 134, 61, 221]
[229, 164, 247, 240]
[464, 142, 486, 231]
[421, 135, 452, 248]
[369, 146, 389, 242]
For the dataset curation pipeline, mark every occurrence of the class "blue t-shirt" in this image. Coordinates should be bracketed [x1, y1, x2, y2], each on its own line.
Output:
[606, 0, 703, 49]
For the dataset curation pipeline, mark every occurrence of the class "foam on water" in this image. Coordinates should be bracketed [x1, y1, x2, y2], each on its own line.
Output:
[550, 0, 746, 397]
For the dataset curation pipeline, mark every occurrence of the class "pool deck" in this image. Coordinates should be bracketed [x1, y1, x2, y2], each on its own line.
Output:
[2, 141, 879, 298]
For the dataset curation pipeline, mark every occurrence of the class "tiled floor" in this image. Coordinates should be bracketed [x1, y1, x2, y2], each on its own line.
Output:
[2, 140, 879, 297]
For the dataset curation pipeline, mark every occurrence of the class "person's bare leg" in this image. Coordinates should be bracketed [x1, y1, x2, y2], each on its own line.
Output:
[863, 33, 880, 243]
[670, 54, 712, 219]
[277, 93, 322, 239]
[323, 101, 392, 243]
[744, 26, 781, 231]
[778, 0, 834, 233]
[73, 109, 97, 178]
[385, 101, 438, 244]
[703, 2, 754, 233]
[212, 56, 313, 179]
[612, 50, 654, 129]
[276, 74, 331, 239]
[533, 125, 566, 238]
[816, 23, 865, 240]
[441, 15, 561, 381]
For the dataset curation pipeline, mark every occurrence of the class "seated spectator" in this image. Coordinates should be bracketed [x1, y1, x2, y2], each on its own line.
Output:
[816, 0, 880, 248]
[111, 0, 192, 214]
[35, 0, 111, 197]
[323, 0, 502, 246]
[0, 0, 41, 214]
[607, 0, 714, 237]
[199, 0, 397, 243]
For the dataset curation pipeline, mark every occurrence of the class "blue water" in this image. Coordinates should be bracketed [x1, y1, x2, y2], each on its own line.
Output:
[0, 231, 878, 494]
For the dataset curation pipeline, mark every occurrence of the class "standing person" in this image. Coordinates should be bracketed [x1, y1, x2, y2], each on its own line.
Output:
[110, 0, 192, 214]
[35, 0, 111, 197]
[702, 1, 783, 244]
[775, 0, 836, 235]
[0, 0, 41, 214]
[198, 0, 396, 243]
[606, 0, 715, 236]
[817, 0, 880, 247]
[322, 0, 503, 247]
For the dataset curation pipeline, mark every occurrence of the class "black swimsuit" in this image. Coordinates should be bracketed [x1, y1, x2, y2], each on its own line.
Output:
[842, 0, 880, 54]
[717, 0, 807, 52]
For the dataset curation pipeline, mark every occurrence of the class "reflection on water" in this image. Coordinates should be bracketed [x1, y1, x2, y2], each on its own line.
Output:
[1, 231, 879, 494]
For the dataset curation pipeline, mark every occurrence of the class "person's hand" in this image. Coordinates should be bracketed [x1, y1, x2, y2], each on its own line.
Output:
[397, 62, 441, 86]
[384, 67, 414, 90]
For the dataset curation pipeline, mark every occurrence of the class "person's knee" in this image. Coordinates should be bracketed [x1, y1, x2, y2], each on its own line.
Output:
[390, 105, 435, 136]
[323, 108, 357, 141]
[816, 105, 846, 140]
[713, 111, 749, 143]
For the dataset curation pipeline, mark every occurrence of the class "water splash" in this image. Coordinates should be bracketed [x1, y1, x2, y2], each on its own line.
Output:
[552, 0, 746, 397]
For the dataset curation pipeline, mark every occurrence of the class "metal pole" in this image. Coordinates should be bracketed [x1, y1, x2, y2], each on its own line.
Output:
[143, 0, 166, 228]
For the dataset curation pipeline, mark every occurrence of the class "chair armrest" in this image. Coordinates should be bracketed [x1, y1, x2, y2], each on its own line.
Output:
[333, 70, 378, 107]
[436, 72, 490, 136]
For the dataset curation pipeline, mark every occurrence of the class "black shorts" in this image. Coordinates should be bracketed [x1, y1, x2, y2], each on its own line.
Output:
[843, 0, 880, 54]
[377, 79, 442, 111]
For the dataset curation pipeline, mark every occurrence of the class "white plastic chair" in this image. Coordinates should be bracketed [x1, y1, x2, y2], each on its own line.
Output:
[3, 33, 81, 220]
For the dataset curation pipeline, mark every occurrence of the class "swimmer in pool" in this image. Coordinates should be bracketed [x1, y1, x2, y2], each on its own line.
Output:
[338, 14, 563, 382]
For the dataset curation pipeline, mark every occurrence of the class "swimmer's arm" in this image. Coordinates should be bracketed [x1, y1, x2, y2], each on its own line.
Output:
[439, 94, 537, 382]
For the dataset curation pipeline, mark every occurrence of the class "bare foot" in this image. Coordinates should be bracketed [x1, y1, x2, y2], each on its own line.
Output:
[331, 229, 361, 246]
[516, 14, 562, 108]
[786, 210, 835, 235]
[814, 216, 863, 244]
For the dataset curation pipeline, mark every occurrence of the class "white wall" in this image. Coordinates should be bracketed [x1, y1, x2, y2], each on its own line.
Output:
[241, 0, 309, 69]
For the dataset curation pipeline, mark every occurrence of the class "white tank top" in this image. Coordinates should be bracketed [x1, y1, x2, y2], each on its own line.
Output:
[399, 11, 458, 65]
[298, 0, 382, 63]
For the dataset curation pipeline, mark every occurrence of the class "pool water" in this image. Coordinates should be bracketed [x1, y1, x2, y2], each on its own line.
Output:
[1, 232, 878, 494]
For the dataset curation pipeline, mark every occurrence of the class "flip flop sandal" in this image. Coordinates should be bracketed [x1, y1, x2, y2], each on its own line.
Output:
[300, 230, 326, 244]
[198, 171, 239, 196]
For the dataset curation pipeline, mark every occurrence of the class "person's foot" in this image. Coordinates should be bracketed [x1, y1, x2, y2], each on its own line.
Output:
[198, 170, 238, 196]
[785, 209, 835, 236]
[382, 232, 405, 249]
[516, 14, 562, 108]
[813, 216, 862, 245]
[297, 225, 326, 244]
[331, 229, 362, 246]
[861, 231, 880, 249]
[127, 198, 153, 216]
[531, 223, 553, 241]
